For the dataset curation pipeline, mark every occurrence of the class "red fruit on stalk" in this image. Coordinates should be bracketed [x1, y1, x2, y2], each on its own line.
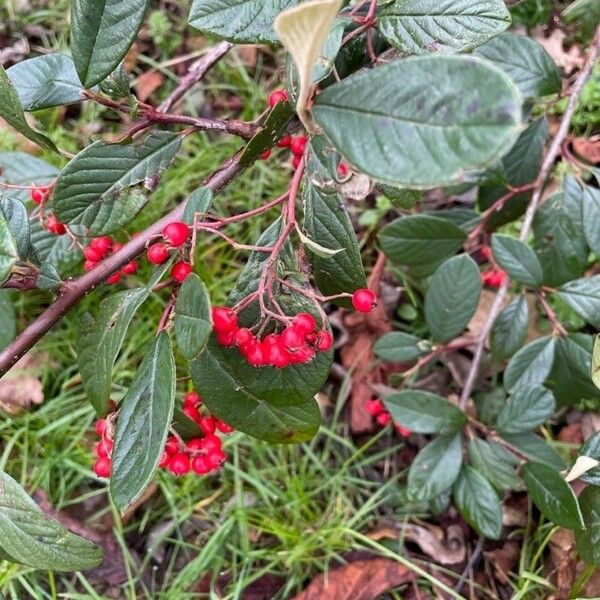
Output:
[260, 149, 272, 160]
[183, 405, 202, 423]
[212, 307, 238, 333]
[292, 313, 316, 335]
[315, 330, 333, 352]
[288, 344, 315, 364]
[191, 455, 211, 475]
[245, 343, 266, 367]
[186, 438, 204, 452]
[265, 341, 290, 368]
[93, 457, 111, 478]
[277, 135, 292, 148]
[338, 162, 349, 178]
[268, 89, 288, 107]
[84, 247, 103, 263]
[183, 391, 201, 408]
[281, 326, 304, 352]
[162, 221, 190, 247]
[159, 452, 171, 468]
[96, 439, 113, 459]
[200, 434, 222, 454]
[164, 436, 179, 454]
[169, 452, 191, 476]
[216, 330, 236, 346]
[216, 420, 234, 434]
[352, 288, 377, 313]
[394, 424, 412, 437]
[290, 136, 308, 157]
[365, 398, 384, 416]
[122, 261, 138, 275]
[90, 236, 112, 255]
[147, 243, 170, 264]
[95, 419, 109, 437]
[106, 272, 121, 285]
[233, 327, 253, 347]
[376, 412, 391, 426]
[46, 215, 66, 235]
[171, 261, 192, 283]
[207, 449, 227, 469]
[84, 260, 97, 271]
[31, 185, 49, 204]
[199, 416, 216, 435]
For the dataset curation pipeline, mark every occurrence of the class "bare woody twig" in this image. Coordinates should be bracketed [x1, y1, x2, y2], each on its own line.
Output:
[458, 25, 600, 411]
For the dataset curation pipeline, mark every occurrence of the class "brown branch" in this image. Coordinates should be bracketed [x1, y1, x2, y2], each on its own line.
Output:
[458, 25, 600, 411]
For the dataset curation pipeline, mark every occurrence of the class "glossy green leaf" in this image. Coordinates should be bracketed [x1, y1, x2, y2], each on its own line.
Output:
[496, 384, 555, 433]
[373, 332, 426, 363]
[313, 55, 522, 188]
[504, 336, 555, 392]
[0, 65, 57, 152]
[490, 295, 529, 360]
[577, 432, 600, 486]
[425, 255, 482, 343]
[53, 131, 181, 233]
[500, 431, 565, 470]
[379, 215, 466, 266]
[468, 438, 521, 491]
[593, 335, 600, 392]
[111, 332, 176, 512]
[302, 182, 366, 308]
[582, 183, 600, 256]
[189, 0, 300, 44]
[474, 32, 561, 98]
[0, 212, 18, 286]
[174, 274, 213, 360]
[190, 336, 329, 444]
[453, 465, 502, 539]
[0, 291, 16, 351]
[491, 234, 543, 287]
[522, 462, 584, 529]
[0, 196, 30, 260]
[407, 433, 463, 500]
[383, 390, 467, 434]
[0, 469, 102, 571]
[71, 0, 152, 87]
[6, 54, 85, 111]
[378, 0, 510, 55]
[183, 187, 213, 225]
[557, 275, 600, 329]
[576, 486, 600, 565]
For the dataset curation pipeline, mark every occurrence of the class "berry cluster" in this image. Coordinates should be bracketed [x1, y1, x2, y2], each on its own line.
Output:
[93, 418, 113, 478]
[29, 185, 68, 236]
[146, 222, 193, 284]
[365, 398, 411, 438]
[45, 214, 67, 236]
[479, 245, 507, 288]
[30, 184, 51, 205]
[84, 236, 139, 285]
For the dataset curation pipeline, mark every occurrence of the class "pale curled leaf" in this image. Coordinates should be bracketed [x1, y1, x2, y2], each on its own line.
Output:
[295, 223, 343, 258]
[564, 455, 600, 482]
[274, 0, 341, 133]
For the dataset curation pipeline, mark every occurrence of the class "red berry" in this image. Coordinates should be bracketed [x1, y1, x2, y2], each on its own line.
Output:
[164, 436, 179, 454]
[268, 89, 288, 108]
[199, 416, 216, 435]
[90, 236, 112, 254]
[376, 412, 391, 426]
[84, 260, 97, 271]
[260, 149, 272, 160]
[394, 424, 412, 437]
[277, 135, 292, 148]
[265, 340, 290, 368]
[169, 452, 191, 476]
[147, 243, 170, 265]
[292, 155, 301, 169]
[159, 451, 171, 468]
[281, 327, 304, 352]
[245, 343, 266, 367]
[207, 449, 227, 469]
[183, 405, 202, 424]
[480, 245, 492, 261]
[31, 185, 49, 204]
[288, 344, 315, 364]
[200, 434, 222, 454]
[186, 437, 204, 452]
[292, 313, 316, 335]
[96, 439, 113, 458]
[212, 307, 238, 333]
[184, 391, 201, 408]
[365, 398, 385, 416]
[112, 242, 124, 252]
[191, 455, 211, 475]
[95, 419, 108, 437]
[233, 327, 253, 347]
[171, 261, 192, 283]
[106, 272, 121, 285]
[315, 330, 333, 352]
[122, 261, 138, 275]
[84, 247, 103, 262]
[46, 215, 66, 235]
[290, 136, 308, 157]
[352, 288, 377, 313]
[162, 221, 190, 247]
[338, 162, 349, 178]
[93, 457, 111, 478]
[216, 330, 236, 346]
[216, 420, 234, 434]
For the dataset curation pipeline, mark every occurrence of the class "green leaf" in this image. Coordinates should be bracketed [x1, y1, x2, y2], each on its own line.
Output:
[174, 274, 213, 360]
[453, 465, 502, 539]
[312, 55, 522, 188]
[111, 332, 176, 512]
[6, 54, 85, 111]
[576, 432, 600, 486]
[491, 234, 543, 287]
[522, 462, 584, 529]
[71, 0, 152, 88]
[77, 288, 151, 416]
[593, 335, 600, 392]
[496, 384, 555, 433]
[425, 255, 482, 343]
[183, 187, 213, 225]
[0, 212, 18, 286]
[500, 431, 565, 470]
[582, 183, 600, 256]
[383, 390, 467, 434]
[576, 486, 600, 565]
[373, 332, 426, 363]
[302, 182, 366, 308]
[378, 0, 510, 55]
[190, 335, 329, 444]
[189, 0, 300, 44]
[490, 295, 529, 360]
[0, 152, 58, 203]
[474, 32, 561, 98]
[504, 336, 555, 392]
[379, 215, 466, 266]
[0, 291, 16, 351]
[407, 433, 463, 500]
[557, 275, 600, 329]
[29, 218, 80, 268]
[0, 196, 31, 260]
[0, 65, 57, 152]
[37, 262, 62, 290]
[53, 131, 181, 234]
[99, 62, 130, 99]
[468, 438, 521, 491]
[0, 469, 102, 571]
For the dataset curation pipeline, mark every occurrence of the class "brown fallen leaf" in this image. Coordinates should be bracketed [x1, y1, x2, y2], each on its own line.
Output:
[0, 352, 47, 415]
[580, 413, 600, 441]
[136, 70, 165, 102]
[532, 28, 583, 74]
[292, 557, 412, 600]
[572, 136, 600, 164]
[484, 541, 519, 585]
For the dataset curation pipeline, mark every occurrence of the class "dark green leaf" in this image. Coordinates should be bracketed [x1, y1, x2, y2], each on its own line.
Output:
[474, 32, 561, 98]
[99, 62, 130, 99]
[576, 486, 600, 565]
[7, 54, 85, 111]
[491, 234, 543, 287]
[302, 182, 366, 308]
[468, 438, 521, 491]
[593, 335, 600, 392]
[0, 196, 30, 260]
[378, 0, 510, 55]
[373, 332, 427, 363]
[407, 433, 463, 500]
[0, 212, 18, 286]
[0, 469, 102, 570]
[496, 384, 555, 433]
[425, 255, 482, 343]
[0, 291, 16, 351]
[29, 217, 80, 268]
[500, 431, 565, 470]
[557, 275, 600, 329]
[53, 131, 180, 234]
[577, 432, 600, 486]
[111, 332, 176, 512]
[313, 55, 522, 188]
[183, 187, 213, 225]
[379, 215, 466, 266]
[490, 295, 529, 360]
[453, 465, 502, 539]
[71, 0, 152, 87]
[377, 185, 421, 210]
[37, 262, 62, 291]
[522, 462, 584, 529]
[383, 390, 467, 434]
[0, 65, 57, 152]
[504, 336, 555, 392]
[582, 182, 600, 256]
[174, 274, 213, 360]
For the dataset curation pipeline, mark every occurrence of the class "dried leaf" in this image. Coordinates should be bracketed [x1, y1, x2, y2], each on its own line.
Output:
[136, 70, 164, 102]
[0, 352, 47, 415]
[573, 136, 600, 164]
[484, 541, 520, 585]
[532, 28, 583, 74]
